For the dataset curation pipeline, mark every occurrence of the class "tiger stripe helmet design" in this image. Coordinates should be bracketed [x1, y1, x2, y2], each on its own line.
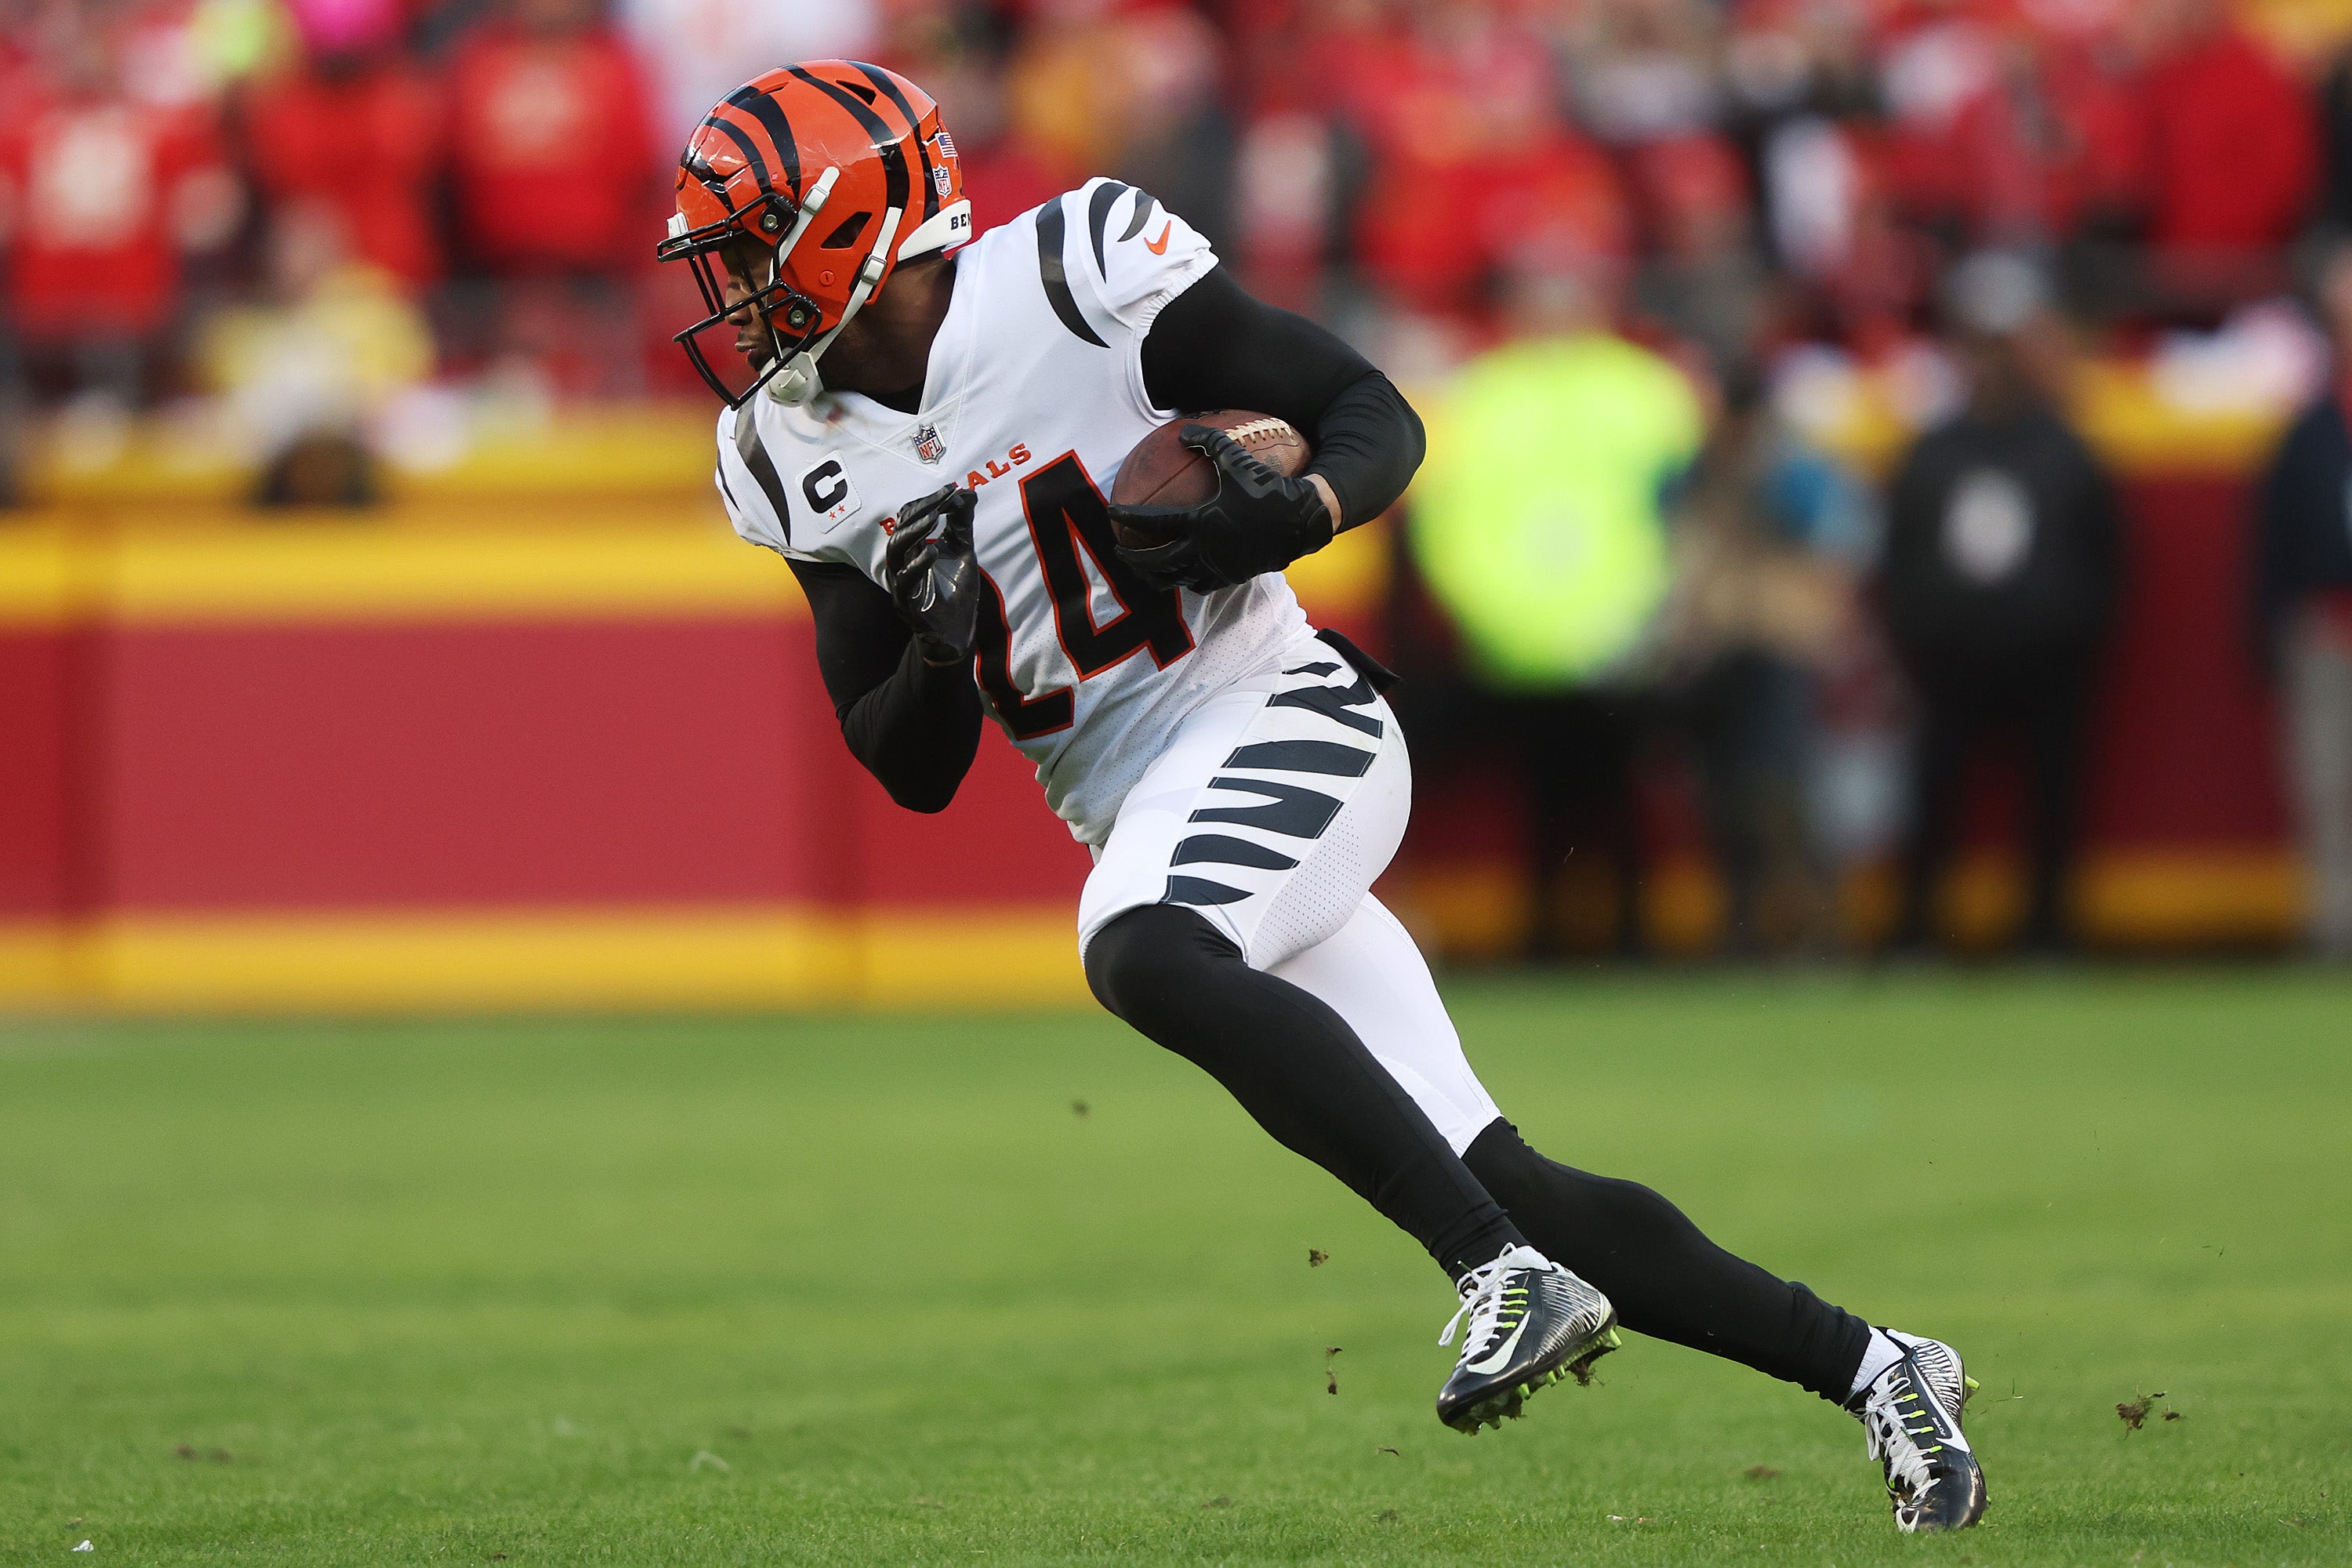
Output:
[657, 61, 971, 408]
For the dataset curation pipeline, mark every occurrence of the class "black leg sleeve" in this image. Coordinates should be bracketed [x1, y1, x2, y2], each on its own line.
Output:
[1086, 904, 1523, 1279]
[1464, 1120, 1871, 1402]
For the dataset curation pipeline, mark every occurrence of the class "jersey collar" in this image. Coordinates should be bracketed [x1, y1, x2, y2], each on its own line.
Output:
[816, 252, 979, 465]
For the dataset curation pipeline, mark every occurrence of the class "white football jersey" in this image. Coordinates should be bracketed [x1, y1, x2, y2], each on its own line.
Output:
[715, 180, 1310, 844]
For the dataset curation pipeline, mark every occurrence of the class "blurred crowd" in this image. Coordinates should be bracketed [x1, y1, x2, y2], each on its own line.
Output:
[1, 0, 2341, 450]
[7, 0, 2352, 958]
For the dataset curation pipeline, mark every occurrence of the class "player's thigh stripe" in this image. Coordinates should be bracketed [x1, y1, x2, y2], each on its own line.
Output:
[1189, 777, 1343, 838]
[1269, 677, 1383, 737]
[1223, 739, 1375, 777]
[1164, 875, 1251, 906]
[1172, 833, 1299, 870]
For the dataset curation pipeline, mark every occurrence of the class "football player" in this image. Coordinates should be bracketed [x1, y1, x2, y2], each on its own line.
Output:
[660, 62, 1986, 1533]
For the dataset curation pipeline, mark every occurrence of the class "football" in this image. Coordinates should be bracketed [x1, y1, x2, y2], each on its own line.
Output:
[1109, 409, 1312, 547]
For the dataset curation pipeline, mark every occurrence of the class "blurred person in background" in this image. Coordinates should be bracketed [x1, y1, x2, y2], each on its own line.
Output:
[0, 10, 21, 497]
[1869, 0, 2007, 256]
[0, 12, 240, 408]
[1316, 0, 1625, 334]
[2323, 31, 2352, 234]
[445, 0, 658, 394]
[0, 312, 20, 502]
[1406, 254, 1703, 958]
[1576, 0, 1763, 367]
[243, 0, 447, 293]
[2251, 239, 2352, 960]
[1878, 251, 2122, 955]
[617, 0, 873, 152]
[1731, 0, 1929, 354]
[196, 200, 433, 506]
[2128, 0, 2318, 314]
[990, 1, 1233, 245]
[1869, 0, 2145, 258]
[1662, 363, 1875, 955]
[1226, 0, 1381, 316]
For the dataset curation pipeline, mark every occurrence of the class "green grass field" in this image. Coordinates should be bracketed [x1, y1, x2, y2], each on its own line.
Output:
[2, 972, 2347, 1566]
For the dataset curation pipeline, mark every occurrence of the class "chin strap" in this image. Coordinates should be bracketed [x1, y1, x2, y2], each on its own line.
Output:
[768, 202, 905, 408]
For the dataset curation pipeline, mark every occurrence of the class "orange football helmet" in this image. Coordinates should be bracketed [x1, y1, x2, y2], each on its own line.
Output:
[657, 61, 971, 407]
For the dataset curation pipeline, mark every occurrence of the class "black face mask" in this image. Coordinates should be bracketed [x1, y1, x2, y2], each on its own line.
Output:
[657, 193, 823, 408]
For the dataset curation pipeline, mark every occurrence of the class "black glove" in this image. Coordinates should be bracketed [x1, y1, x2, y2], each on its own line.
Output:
[1108, 424, 1334, 593]
[883, 484, 980, 665]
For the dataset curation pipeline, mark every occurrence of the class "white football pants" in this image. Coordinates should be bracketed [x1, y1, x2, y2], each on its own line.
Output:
[1076, 634, 1503, 1153]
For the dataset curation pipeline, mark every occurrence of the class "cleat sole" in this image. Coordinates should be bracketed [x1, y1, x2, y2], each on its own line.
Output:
[1566, 1325, 1624, 1388]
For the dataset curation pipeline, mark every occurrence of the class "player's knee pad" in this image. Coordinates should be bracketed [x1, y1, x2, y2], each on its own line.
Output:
[1082, 902, 1243, 1020]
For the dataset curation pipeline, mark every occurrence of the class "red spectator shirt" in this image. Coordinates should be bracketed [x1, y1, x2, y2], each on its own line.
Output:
[0, 89, 223, 342]
[2141, 27, 2317, 253]
[447, 24, 658, 274]
[1313, 20, 1624, 313]
[246, 61, 447, 289]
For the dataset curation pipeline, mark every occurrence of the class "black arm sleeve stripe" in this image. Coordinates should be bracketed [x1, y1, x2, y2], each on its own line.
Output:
[1119, 189, 1158, 243]
[1087, 180, 1132, 275]
[734, 408, 794, 545]
[786, 557, 982, 813]
[1140, 265, 1425, 527]
[1035, 199, 1109, 348]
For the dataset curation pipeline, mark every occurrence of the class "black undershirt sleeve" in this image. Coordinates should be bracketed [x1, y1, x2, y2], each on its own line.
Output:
[785, 556, 982, 814]
[1139, 265, 1424, 531]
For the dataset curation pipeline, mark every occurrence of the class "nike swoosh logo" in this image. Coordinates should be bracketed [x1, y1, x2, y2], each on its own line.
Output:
[1145, 221, 1172, 255]
[1464, 1316, 1529, 1375]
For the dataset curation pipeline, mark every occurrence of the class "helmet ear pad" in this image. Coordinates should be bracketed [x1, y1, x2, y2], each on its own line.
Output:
[898, 199, 973, 263]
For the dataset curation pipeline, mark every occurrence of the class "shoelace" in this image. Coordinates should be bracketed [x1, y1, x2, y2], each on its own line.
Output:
[1860, 1370, 1945, 1499]
[1439, 1256, 1526, 1354]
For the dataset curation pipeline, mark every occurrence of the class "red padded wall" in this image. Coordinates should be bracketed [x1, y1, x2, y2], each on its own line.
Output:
[97, 620, 832, 910]
[0, 628, 79, 919]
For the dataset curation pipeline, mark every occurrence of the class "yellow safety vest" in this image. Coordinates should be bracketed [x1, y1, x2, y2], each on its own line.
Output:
[1411, 333, 1701, 688]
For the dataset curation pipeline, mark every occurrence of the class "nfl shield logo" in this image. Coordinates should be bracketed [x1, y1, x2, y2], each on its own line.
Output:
[912, 423, 946, 465]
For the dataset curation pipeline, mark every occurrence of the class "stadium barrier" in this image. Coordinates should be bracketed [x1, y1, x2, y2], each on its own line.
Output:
[0, 378, 2308, 1011]
[0, 479, 1383, 1011]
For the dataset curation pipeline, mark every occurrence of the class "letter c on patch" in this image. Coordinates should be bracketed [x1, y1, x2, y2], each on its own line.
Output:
[797, 456, 859, 525]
